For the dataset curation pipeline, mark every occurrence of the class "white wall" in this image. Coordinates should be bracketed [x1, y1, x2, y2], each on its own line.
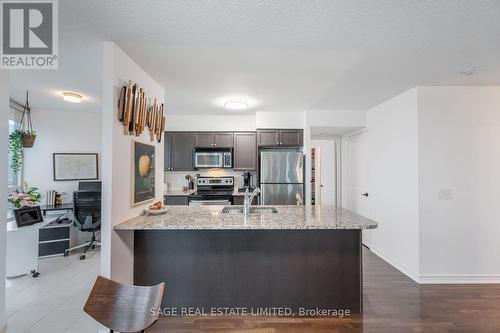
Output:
[101, 42, 165, 283]
[23, 109, 102, 203]
[167, 114, 256, 131]
[307, 109, 366, 131]
[0, 71, 9, 332]
[341, 85, 500, 284]
[255, 111, 305, 129]
[418, 86, 500, 283]
[167, 111, 307, 132]
[342, 88, 420, 280]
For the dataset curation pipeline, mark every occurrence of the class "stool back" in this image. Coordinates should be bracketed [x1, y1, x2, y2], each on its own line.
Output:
[84, 275, 165, 333]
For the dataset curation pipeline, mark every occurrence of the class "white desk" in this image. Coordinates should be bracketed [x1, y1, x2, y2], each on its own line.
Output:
[6, 213, 64, 278]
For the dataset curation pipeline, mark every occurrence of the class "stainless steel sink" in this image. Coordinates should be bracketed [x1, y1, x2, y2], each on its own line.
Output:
[249, 207, 278, 214]
[221, 206, 278, 215]
[221, 206, 244, 214]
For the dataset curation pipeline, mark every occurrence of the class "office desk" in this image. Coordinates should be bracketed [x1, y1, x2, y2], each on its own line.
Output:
[40, 203, 73, 215]
[6, 213, 64, 278]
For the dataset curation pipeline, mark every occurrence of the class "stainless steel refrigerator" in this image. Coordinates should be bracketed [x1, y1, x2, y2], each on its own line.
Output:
[260, 151, 304, 205]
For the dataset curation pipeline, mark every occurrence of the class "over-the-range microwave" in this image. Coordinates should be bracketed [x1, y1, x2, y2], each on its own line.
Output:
[193, 148, 232, 168]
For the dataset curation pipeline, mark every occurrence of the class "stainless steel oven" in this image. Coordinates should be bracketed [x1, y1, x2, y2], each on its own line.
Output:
[189, 176, 234, 206]
[193, 149, 232, 168]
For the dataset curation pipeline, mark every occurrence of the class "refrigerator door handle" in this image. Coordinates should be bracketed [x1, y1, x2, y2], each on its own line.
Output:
[296, 192, 303, 205]
[261, 185, 265, 205]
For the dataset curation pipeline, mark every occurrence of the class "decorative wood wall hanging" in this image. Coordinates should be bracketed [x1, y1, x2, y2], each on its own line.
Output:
[117, 80, 166, 143]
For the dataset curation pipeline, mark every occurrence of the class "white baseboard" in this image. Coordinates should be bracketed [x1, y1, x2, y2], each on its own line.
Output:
[419, 274, 500, 284]
[366, 244, 420, 283]
[367, 243, 500, 285]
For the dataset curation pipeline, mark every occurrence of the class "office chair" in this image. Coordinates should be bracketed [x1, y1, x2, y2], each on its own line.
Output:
[64, 191, 101, 260]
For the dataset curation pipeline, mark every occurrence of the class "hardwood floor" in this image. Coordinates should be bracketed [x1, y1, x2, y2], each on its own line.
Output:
[150, 248, 500, 333]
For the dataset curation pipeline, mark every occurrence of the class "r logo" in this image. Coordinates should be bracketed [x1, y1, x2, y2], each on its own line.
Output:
[2, 2, 53, 54]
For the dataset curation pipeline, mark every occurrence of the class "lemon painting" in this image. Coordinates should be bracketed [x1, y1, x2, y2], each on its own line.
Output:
[133, 141, 155, 205]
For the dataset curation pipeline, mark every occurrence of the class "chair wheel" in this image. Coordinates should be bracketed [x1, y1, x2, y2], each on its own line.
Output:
[91, 245, 96, 249]
[80, 254, 86, 260]
[63, 251, 69, 257]
[31, 270, 40, 278]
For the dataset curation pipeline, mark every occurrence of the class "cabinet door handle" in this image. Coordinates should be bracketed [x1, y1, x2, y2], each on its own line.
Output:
[361, 192, 369, 197]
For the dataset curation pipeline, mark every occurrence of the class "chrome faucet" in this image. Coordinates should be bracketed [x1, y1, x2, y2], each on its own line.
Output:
[243, 187, 261, 215]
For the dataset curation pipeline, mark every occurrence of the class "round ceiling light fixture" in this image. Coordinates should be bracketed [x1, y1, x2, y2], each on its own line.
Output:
[62, 91, 83, 103]
[460, 67, 479, 76]
[224, 100, 249, 110]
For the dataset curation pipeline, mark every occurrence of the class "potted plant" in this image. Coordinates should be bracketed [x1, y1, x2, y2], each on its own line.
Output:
[21, 129, 36, 148]
[19, 90, 36, 148]
[8, 182, 42, 208]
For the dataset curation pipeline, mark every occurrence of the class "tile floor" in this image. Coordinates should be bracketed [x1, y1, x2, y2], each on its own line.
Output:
[4, 250, 100, 333]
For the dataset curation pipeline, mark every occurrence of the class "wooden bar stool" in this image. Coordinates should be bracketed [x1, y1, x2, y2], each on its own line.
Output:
[84, 275, 165, 333]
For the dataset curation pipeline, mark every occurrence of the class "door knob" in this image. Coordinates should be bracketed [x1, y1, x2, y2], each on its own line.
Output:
[361, 192, 369, 197]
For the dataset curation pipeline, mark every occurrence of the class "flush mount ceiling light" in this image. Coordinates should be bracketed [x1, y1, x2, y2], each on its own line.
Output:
[224, 100, 249, 110]
[62, 91, 83, 103]
[460, 67, 479, 76]
[215, 95, 258, 111]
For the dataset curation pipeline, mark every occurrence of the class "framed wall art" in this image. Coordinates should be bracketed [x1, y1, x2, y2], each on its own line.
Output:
[132, 141, 155, 205]
[53, 153, 99, 181]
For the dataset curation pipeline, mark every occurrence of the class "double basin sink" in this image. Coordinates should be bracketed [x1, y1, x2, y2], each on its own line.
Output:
[221, 206, 278, 215]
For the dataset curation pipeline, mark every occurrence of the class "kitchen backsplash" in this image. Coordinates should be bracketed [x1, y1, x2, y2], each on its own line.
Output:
[164, 170, 257, 192]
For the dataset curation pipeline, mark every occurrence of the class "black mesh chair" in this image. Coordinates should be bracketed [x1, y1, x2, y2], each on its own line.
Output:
[64, 191, 101, 260]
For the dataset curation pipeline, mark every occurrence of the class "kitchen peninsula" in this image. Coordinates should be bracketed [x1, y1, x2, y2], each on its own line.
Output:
[115, 205, 377, 314]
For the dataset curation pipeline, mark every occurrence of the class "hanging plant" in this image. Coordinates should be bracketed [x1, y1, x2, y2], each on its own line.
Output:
[9, 129, 24, 172]
[20, 90, 36, 148]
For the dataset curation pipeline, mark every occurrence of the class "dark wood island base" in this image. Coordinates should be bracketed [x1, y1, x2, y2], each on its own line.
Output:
[134, 229, 362, 314]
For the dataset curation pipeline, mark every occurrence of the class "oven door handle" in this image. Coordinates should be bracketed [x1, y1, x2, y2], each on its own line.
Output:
[189, 199, 231, 205]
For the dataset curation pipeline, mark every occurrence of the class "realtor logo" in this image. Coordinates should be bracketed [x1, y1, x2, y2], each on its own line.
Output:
[1, 0, 58, 69]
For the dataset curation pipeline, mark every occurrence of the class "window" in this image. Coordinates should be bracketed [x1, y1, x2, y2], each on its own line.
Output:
[7, 119, 21, 219]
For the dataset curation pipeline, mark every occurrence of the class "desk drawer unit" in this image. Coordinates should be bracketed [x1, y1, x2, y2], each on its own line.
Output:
[38, 224, 71, 258]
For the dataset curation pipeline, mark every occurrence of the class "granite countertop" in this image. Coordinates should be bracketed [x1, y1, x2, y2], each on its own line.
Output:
[114, 205, 378, 230]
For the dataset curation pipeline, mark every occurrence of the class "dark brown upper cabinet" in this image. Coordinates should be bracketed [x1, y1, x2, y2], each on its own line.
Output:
[257, 129, 303, 148]
[257, 130, 280, 147]
[194, 132, 214, 148]
[164, 132, 173, 171]
[280, 129, 303, 147]
[164, 132, 196, 171]
[233, 132, 257, 171]
[195, 132, 233, 148]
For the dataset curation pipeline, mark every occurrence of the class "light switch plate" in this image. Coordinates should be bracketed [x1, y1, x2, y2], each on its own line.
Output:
[438, 189, 453, 200]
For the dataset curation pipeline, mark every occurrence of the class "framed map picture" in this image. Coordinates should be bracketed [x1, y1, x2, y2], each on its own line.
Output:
[53, 153, 99, 181]
[133, 141, 155, 205]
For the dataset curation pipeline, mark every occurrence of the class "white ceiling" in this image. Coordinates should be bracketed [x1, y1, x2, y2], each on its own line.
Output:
[9, 0, 500, 115]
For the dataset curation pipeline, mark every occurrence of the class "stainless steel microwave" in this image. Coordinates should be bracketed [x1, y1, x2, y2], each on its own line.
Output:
[193, 149, 232, 168]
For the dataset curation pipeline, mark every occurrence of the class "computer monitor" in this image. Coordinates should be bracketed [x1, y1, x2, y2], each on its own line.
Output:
[78, 181, 102, 192]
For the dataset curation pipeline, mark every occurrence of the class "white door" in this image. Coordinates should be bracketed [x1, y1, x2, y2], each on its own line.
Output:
[311, 140, 336, 205]
[347, 131, 372, 247]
